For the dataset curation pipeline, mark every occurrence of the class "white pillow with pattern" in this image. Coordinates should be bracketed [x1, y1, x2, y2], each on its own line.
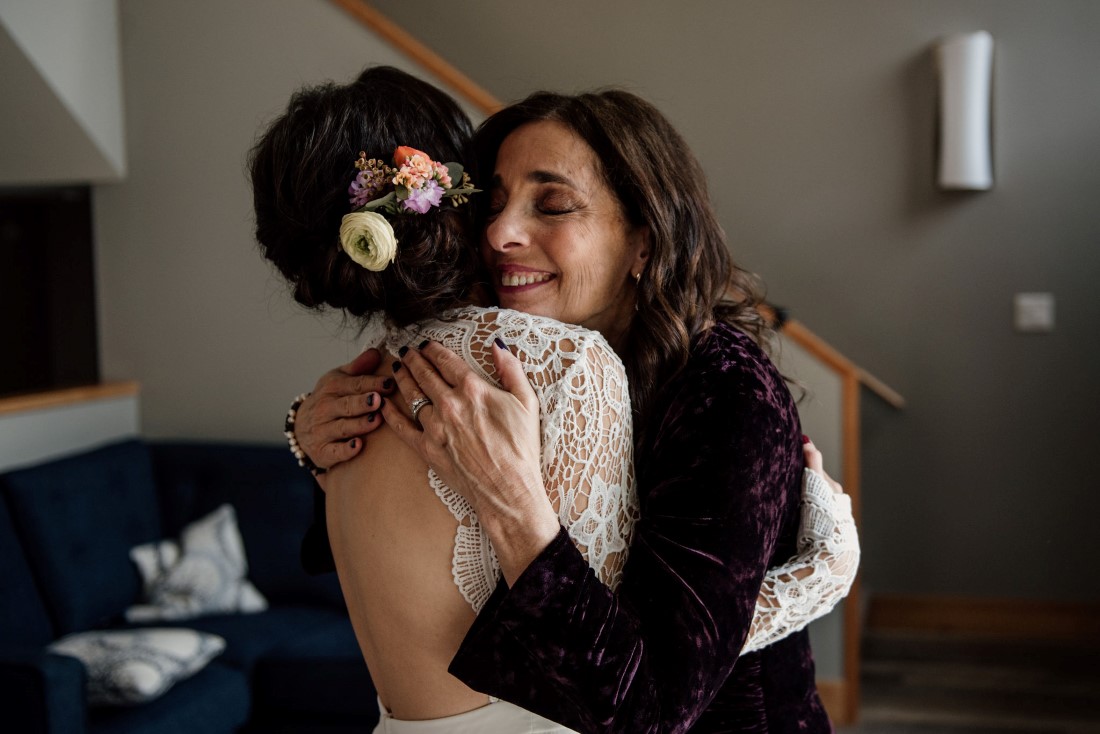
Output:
[126, 504, 267, 622]
[49, 628, 225, 705]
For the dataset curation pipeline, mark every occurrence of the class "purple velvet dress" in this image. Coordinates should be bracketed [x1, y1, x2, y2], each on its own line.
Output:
[447, 322, 832, 733]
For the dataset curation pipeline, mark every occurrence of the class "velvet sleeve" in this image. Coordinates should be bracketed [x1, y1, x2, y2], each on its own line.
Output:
[449, 330, 804, 733]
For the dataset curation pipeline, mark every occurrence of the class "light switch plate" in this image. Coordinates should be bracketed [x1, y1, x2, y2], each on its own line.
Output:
[1014, 292, 1055, 333]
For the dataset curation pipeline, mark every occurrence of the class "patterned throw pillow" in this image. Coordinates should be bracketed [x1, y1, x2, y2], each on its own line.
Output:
[49, 628, 225, 705]
[126, 504, 267, 622]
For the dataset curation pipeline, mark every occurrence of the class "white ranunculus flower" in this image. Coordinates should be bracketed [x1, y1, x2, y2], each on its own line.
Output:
[339, 211, 397, 271]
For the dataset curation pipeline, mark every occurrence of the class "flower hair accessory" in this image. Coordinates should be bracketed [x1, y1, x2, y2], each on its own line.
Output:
[339, 146, 479, 272]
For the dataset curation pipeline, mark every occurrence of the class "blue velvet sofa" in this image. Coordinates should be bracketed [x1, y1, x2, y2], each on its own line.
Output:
[0, 439, 379, 734]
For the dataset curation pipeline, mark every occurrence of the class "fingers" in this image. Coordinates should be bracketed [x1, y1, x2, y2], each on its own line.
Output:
[491, 339, 539, 412]
[316, 436, 365, 469]
[380, 396, 425, 454]
[417, 341, 482, 389]
[802, 436, 844, 494]
[342, 347, 382, 376]
[390, 353, 428, 409]
[802, 436, 824, 473]
[315, 370, 395, 403]
[398, 344, 461, 403]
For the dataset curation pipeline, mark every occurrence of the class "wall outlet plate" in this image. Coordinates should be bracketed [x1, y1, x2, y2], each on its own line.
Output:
[1013, 292, 1055, 333]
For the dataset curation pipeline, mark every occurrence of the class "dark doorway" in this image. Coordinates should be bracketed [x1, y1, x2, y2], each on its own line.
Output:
[0, 186, 99, 397]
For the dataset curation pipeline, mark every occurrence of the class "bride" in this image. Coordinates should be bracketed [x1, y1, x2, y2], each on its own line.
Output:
[251, 66, 857, 732]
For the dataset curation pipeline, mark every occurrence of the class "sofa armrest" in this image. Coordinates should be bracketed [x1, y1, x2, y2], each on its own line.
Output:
[0, 650, 87, 734]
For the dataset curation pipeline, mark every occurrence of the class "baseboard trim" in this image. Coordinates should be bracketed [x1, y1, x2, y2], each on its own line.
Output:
[816, 678, 853, 725]
[867, 594, 1100, 642]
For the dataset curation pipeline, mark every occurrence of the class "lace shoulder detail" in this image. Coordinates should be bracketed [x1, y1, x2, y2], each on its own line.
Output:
[742, 468, 861, 653]
[382, 307, 638, 612]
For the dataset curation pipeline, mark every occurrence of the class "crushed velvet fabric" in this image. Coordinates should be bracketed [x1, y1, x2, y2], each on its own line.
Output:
[448, 323, 832, 733]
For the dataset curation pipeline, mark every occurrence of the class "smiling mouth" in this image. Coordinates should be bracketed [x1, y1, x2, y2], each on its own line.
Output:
[499, 271, 554, 287]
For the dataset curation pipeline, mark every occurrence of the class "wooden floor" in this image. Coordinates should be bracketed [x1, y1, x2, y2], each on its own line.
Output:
[836, 631, 1100, 733]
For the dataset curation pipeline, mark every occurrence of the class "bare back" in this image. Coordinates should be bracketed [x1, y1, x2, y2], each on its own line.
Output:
[325, 356, 488, 719]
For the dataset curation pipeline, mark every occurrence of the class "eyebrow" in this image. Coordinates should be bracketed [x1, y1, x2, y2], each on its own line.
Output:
[490, 170, 578, 189]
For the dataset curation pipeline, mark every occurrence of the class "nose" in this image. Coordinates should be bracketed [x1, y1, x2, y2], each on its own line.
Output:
[483, 203, 526, 254]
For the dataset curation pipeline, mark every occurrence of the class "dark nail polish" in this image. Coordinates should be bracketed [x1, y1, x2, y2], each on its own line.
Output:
[379, 397, 386, 408]
[382, 379, 394, 390]
[392, 361, 402, 373]
[418, 339, 430, 350]
[367, 394, 375, 408]
[398, 345, 409, 357]
[368, 413, 376, 423]
[494, 337, 506, 350]
[802, 435, 811, 444]
[349, 438, 359, 449]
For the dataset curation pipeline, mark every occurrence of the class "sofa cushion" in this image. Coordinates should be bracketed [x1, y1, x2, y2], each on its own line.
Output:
[150, 443, 343, 607]
[88, 661, 249, 734]
[251, 614, 378, 722]
[165, 605, 351, 672]
[3, 440, 162, 634]
[50, 628, 226, 706]
[0, 495, 54, 647]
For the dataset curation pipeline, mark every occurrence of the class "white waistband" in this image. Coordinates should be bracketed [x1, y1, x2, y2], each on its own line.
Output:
[372, 697, 578, 734]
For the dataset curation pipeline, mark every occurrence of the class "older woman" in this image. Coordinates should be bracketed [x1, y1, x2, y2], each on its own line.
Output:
[293, 87, 853, 732]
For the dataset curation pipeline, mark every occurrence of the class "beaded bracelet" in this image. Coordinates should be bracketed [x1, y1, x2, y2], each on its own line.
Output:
[285, 393, 327, 477]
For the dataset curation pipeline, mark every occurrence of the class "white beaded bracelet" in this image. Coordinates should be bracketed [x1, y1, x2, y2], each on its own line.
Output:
[285, 393, 326, 477]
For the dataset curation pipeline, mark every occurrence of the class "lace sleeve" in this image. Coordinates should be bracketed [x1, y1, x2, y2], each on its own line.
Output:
[390, 307, 638, 602]
[540, 331, 637, 590]
[742, 468, 860, 653]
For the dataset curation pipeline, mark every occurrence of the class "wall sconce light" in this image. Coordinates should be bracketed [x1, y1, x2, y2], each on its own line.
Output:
[936, 31, 994, 190]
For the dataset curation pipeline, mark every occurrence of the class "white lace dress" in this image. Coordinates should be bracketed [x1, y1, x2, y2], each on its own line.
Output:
[364, 306, 858, 649]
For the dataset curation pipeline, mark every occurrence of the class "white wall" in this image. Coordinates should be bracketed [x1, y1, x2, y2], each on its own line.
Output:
[0, 395, 139, 472]
[94, 0, 470, 443]
[0, 0, 125, 182]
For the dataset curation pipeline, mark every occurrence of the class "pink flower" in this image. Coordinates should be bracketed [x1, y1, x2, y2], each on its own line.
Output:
[402, 179, 444, 213]
[432, 162, 453, 188]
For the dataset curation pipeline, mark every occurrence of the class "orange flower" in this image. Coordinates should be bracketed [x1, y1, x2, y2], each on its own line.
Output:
[393, 146, 429, 166]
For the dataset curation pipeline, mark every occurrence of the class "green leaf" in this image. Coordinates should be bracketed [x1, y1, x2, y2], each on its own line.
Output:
[360, 192, 395, 211]
[445, 162, 464, 183]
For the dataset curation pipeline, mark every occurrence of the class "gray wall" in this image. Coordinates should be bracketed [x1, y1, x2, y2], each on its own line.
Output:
[90, 0, 1099, 603]
[371, 0, 1100, 603]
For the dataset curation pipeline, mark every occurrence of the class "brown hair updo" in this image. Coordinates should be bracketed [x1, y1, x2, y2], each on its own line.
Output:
[249, 66, 481, 326]
[474, 90, 771, 429]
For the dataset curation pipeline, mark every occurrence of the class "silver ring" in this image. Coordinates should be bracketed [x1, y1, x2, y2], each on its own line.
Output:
[409, 396, 433, 425]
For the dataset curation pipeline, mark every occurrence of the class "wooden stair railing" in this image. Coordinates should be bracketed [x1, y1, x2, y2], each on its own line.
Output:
[329, 2, 907, 724]
[328, 0, 500, 115]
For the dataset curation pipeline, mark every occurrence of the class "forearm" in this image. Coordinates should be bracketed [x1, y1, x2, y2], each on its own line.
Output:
[476, 479, 561, 586]
[743, 469, 860, 653]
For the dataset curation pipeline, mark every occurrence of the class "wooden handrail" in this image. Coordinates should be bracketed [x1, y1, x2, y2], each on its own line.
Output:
[0, 381, 140, 417]
[783, 319, 905, 409]
[328, 0, 501, 115]
[760, 304, 905, 410]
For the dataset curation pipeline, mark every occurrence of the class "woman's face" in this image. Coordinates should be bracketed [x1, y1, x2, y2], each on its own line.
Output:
[482, 121, 648, 348]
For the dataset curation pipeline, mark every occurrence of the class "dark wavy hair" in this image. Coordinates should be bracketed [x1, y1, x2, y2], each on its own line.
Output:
[475, 90, 771, 431]
[249, 66, 481, 326]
